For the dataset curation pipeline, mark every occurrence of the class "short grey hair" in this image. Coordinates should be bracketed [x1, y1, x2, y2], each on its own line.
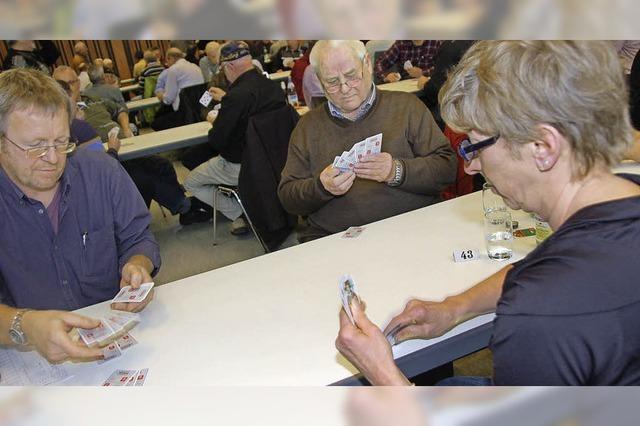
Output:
[143, 50, 157, 62]
[440, 40, 632, 178]
[0, 68, 72, 137]
[87, 64, 104, 84]
[309, 40, 367, 77]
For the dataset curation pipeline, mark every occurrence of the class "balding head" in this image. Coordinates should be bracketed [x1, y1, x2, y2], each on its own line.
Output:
[74, 42, 88, 56]
[143, 50, 157, 63]
[53, 66, 81, 102]
[166, 48, 185, 67]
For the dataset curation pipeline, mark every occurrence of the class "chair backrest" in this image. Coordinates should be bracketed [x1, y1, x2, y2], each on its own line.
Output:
[441, 125, 474, 200]
[239, 105, 300, 250]
[178, 83, 209, 125]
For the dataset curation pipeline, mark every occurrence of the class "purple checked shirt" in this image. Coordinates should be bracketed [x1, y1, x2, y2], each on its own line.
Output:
[374, 40, 442, 81]
[0, 149, 161, 310]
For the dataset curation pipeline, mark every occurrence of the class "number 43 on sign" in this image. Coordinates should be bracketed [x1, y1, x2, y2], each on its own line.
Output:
[453, 249, 479, 263]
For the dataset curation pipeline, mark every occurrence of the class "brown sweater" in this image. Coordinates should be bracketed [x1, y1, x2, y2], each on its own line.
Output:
[278, 90, 457, 240]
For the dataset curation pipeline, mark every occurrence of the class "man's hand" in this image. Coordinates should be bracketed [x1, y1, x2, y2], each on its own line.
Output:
[383, 299, 461, 345]
[209, 87, 226, 102]
[21, 310, 103, 363]
[156, 91, 164, 102]
[354, 153, 394, 183]
[406, 67, 424, 79]
[384, 72, 401, 83]
[336, 300, 410, 386]
[112, 257, 154, 313]
[107, 131, 121, 152]
[320, 165, 356, 196]
[417, 75, 430, 90]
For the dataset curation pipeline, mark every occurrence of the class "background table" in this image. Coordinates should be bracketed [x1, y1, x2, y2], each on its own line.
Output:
[61, 191, 535, 385]
[126, 96, 160, 112]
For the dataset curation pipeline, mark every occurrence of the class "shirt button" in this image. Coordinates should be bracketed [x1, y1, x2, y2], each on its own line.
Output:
[38, 209, 44, 214]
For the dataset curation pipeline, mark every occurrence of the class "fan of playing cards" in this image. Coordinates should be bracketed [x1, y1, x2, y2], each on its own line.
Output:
[333, 133, 383, 173]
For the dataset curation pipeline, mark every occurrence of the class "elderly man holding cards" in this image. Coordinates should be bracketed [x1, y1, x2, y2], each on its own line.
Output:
[336, 41, 640, 385]
[0, 69, 160, 362]
[278, 40, 456, 242]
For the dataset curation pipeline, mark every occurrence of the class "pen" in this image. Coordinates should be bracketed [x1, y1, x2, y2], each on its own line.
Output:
[82, 231, 87, 248]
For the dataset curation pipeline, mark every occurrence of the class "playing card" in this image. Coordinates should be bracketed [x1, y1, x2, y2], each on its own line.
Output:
[133, 368, 149, 386]
[342, 226, 364, 239]
[98, 341, 122, 363]
[107, 126, 120, 140]
[77, 320, 115, 347]
[332, 156, 341, 168]
[112, 282, 155, 304]
[102, 369, 137, 386]
[354, 141, 367, 162]
[344, 149, 358, 170]
[338, 274, 360, 325]
[366, 133, 383, 154]
[199, 90, 213, 107]
[514, 227, 536, 238]
[403, 60, 413, 71]
[116, 333, 138, 350]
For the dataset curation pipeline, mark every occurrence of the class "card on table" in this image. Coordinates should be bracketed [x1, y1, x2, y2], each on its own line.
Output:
[116, 333, 138, 350]
[342, 226, 364, 239]
[102, 369, 137, 386]
[98, 341, 122, 364]
[513, 227, 536, 238]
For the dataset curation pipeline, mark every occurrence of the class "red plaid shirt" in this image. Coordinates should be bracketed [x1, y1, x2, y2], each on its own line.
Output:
[374, 40, 442, 80]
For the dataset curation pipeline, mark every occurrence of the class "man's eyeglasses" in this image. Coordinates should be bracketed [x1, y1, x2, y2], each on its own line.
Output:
[2, 135, 77, 159]
[458, 136, 499, 162]
[322, 58, 366, 94]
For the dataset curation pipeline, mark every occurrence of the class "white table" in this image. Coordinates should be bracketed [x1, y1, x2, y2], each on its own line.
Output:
[120, 78, 136, 85]
[126, 96, 160, 112]
[59, 192, 535, 385]
[112, 106, 309, 161]
[269, 70, 291, 82]
[377, 78, 422, 94]
[120, 83, 140, 94]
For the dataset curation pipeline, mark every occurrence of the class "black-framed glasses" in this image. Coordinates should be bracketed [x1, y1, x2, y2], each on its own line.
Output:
[321, 58, 366, 94]
[2, 135, 77, 159]
[458, 135, 499, 162]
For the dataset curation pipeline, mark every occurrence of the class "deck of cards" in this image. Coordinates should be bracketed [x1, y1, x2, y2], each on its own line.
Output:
[332, 133, 383, 173]
[102, 368, 148, 386]
[112, 282, 154, 304]
[342, 226, 364, 239]
[339, 274, 361, 325]
[76, 309, 140, 363]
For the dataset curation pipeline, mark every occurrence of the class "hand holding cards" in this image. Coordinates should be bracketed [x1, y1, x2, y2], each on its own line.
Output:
[333, 133, 383, 173]
[112, 282, 154, 304]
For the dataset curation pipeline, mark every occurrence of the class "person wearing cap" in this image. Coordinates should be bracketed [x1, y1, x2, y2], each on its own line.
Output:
[151, 47, 204, 131]
[181, 41, 287, 232]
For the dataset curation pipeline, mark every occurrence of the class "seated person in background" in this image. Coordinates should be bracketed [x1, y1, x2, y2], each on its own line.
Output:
[71, 42, 90, 75]
[53, 66, 192, 218]
[132, 49, 146, 79]
[0, 69, 161, 362]
[290, 41, 315, 106]
[182, 41, 287, 231]
[151, 47, 204, 131]
[417, 40, 475, 131]
[374, 40, 442, 83]
[77, 62, 92, 92]
[278, 40, 456, 243]
[102, 58, 115, 74]
[84, 64, 128, 110]
[2, 40, 59, 75]
[138, 49, 165, 92]
[336, 41, 640, 386]
[199, 41, 221, 83]
[273, 40, 306, 72]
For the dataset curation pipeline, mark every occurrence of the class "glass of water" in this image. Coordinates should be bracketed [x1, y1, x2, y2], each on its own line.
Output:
[482, 182, 507, 213]
[484, 210, 513, 261]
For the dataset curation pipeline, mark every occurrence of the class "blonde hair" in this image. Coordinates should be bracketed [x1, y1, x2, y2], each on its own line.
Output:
[0, 68, 72, 136]
[439, 40, 632, 177]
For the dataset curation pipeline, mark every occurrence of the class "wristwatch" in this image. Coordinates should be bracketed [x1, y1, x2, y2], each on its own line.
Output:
[386, 159, 404, 187]
[9, 309, 32, 346]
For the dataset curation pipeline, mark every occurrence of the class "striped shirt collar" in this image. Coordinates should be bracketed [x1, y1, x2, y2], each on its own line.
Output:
[328, 84, 377, 121]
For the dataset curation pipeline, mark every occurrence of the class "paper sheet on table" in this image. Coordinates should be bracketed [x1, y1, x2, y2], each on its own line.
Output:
[0, 348, 71, 385]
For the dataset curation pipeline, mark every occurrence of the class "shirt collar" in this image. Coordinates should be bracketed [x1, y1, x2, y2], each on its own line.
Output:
[328, 83, 377, 122]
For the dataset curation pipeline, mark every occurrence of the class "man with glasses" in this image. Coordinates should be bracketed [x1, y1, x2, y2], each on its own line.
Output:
[278, 40, 456, 242]
[336, 41, 640, 386]
[0, 69, 160, 363]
